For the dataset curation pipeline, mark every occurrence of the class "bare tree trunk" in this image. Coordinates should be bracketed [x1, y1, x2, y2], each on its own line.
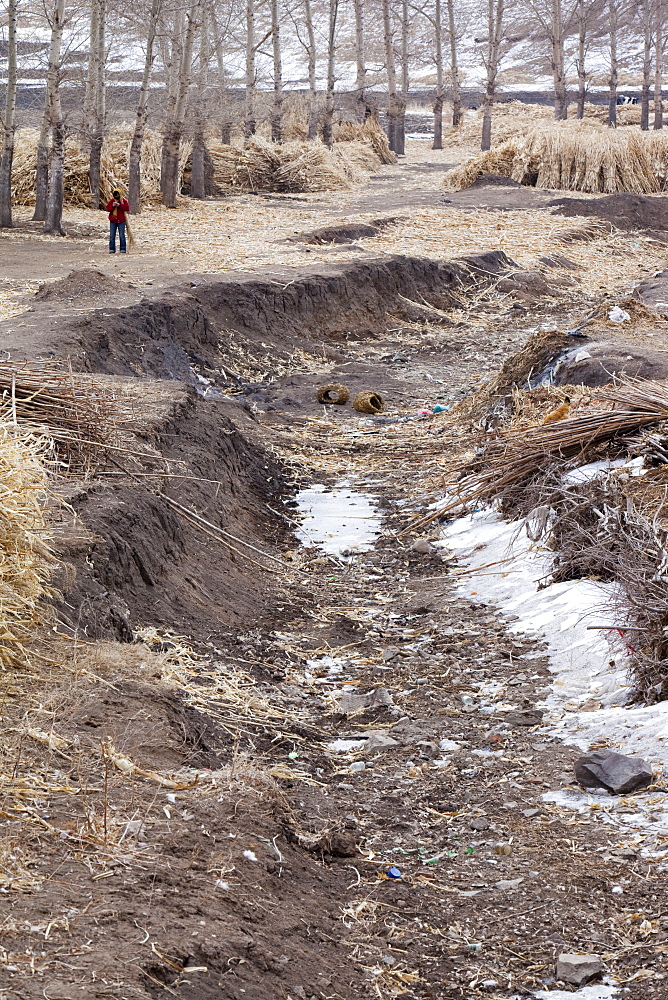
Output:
[33, 0, 66, 221]
[576, 0, 587, 118]
[550, 0, 568, 118]
[162, 2, 199, 208]
[245, 0, 256, 137]
[608, 0, 618, 125]
[481, 0, 505, 150]
[129, 0, 161, 214]
[641, 0, 653, 129]
[352, 0, 366, 121]
[396, 0, 408, 155]
[270, 0, 283, 141]
[43, 0, 66, 235]
[446, 0, 462, 125]
[432, 0, 444, 148]
[32, 121, 50, 221]
[322, 0, 338, 148]
[0, 0, 18, 228]
[191, 9, 209, 198]
[89, 0, 106, 209]
[210, 5, 232, 142]
[655, 0, 664, 128]
[382, 0, 399, 151]
[303, 0, 319, 137]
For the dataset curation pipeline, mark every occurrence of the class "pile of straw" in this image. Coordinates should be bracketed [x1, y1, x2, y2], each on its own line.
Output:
[11, 127, 190, 208]
[443, 100, 648, 149]
[444, 121, 668, 193]
[208, 135, 386, 193]
[333, 120, 397, 164]
[0, 420, 53, 668]
[406, 377, 668, 531]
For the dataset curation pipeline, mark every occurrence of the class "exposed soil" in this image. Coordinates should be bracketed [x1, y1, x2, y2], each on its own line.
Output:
[2, 155, 668, 1000]
[550, 192, 668, 235]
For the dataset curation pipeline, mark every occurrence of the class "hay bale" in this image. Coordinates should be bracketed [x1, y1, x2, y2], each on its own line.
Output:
[0, 419, 53, 667]
[316, 384, 350, 405]
[333, 120, 397, 164]
[444, 122, 668, 194]
[353, 390, 384, 414]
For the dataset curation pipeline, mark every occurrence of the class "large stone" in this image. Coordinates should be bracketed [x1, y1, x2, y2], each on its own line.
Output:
[556, 953, 603, 986]
[574, 749, 653, 795]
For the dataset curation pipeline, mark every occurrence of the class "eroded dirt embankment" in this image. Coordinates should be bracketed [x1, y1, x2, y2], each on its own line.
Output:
[43, 251, 516, 644]
[4, 251, 666, 1000]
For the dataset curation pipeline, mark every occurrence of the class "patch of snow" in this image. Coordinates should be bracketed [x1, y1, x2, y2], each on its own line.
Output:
[532, 988, 619, 1000]
[296, 483, 382, 556]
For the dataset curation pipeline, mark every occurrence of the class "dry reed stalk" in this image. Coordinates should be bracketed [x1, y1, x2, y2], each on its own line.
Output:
[404, 378, 668, 533]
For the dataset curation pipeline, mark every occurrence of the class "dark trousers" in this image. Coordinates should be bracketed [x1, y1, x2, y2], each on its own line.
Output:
[109, 221, 126, 253]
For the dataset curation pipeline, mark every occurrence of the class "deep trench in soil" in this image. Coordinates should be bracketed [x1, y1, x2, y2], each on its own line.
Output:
[3, 253, 666, 1000]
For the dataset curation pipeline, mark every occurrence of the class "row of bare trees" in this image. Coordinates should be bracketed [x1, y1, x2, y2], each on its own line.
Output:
[1, 0, 668, 232]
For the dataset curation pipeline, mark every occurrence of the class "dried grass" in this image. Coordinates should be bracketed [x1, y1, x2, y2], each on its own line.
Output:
[0, 419, 53, 669]
[443, 121, 668, 194]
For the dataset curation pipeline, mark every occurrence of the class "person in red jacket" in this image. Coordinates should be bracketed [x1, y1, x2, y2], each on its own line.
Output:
[106, 189, 130, 254]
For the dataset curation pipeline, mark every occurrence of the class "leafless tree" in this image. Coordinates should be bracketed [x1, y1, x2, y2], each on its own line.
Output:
[191, 7, 210, 197]
[161, 1, 199, 207]
[322, 0, 339, 147]
[382, 0, 400, 150]
[84, 0, 106, 208]
[352, 0, 367, 120]
[655, 0, 664, 128]
[0, 0, 18, 227]
[42, 0, 66, 235]
[431, 0, 445, 147]
[639, 0, 653, 128]
[271, 0, 283, 140]
[446, 0, 462, 125]
[480, 0, 505, 150]
[608, 0, 619, 124]
[128, 0, 162, 213]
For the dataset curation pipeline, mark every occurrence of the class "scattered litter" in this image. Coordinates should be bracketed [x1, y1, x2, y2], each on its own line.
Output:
[608, 305, 631, 322]
[386, 866, 402, 879]
[242, 850, 258, 862]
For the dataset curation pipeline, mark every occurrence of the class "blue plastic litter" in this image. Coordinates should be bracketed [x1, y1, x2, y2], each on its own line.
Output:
[387, 866, 402, 879]
[432, 404, 450, 413]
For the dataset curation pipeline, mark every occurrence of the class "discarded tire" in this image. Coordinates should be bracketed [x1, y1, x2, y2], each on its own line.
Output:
[316, 383, 350, 405]
[353, 390, 384, 414]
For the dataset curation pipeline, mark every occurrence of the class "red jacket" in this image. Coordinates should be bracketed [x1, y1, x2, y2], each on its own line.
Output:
[106, 198, 130, 223]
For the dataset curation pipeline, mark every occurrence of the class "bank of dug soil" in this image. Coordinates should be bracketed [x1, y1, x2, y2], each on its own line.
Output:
[0, 250, 666, 1000]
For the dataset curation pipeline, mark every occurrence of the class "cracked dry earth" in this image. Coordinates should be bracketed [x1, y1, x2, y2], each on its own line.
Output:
[1, 255, 667, 1000]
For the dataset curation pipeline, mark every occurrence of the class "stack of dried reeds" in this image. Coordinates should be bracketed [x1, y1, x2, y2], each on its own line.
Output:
[208, 134, 386, 193]
[444, 121, 668, 193]
[0, 419, 53, 667]
[406, 377, 668, 532]
[0, 363, 124, 468]
[11, 127, 191, 208]
[333, 120, 397, 164]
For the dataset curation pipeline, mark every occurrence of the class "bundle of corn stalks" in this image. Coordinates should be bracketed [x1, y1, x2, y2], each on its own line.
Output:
[405, 377, 668, 532]
[0, 420, 53, 668]
[11, 127, 191, 208]
[443, 122, 668, 193]
[0, 363, 124, 468]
